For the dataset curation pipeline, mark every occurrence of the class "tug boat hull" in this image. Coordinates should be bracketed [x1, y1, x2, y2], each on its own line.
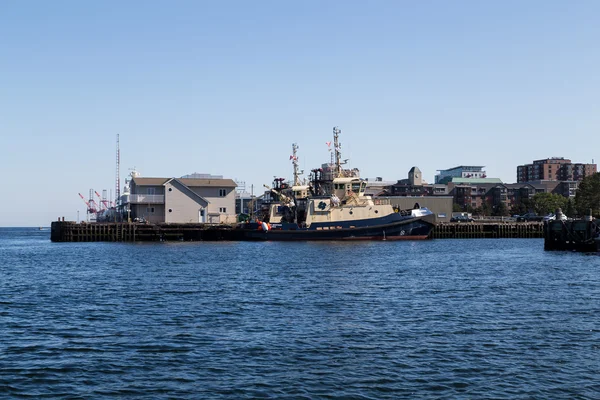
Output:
[236, 215, 434, 241]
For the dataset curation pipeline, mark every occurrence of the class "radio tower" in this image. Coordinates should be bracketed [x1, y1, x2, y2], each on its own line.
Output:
[115, 134, 120, 206]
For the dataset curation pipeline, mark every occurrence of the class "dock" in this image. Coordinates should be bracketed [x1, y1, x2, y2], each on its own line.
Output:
[430, 222, 544, 239]
[543, 219, 600, 252]
[51, 220, 545, 242]
[50, 221, 238, 242]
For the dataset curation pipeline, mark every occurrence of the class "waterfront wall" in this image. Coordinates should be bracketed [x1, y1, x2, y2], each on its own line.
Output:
[430, 222, 543, 239]
[50, 221, 235, 242]
[51, 221, 545, 242]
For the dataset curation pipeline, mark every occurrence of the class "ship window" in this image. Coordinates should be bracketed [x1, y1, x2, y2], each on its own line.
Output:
[351, 183, 360, 192]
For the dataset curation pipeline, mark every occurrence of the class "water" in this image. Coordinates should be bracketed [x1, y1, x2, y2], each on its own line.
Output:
[1, 228, 599, 399]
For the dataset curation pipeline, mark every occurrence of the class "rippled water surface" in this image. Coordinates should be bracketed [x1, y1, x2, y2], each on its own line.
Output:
[1, 228, 599, 398]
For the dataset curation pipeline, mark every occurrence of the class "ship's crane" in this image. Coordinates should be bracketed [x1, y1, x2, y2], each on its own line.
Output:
[263, 184, 295, 207]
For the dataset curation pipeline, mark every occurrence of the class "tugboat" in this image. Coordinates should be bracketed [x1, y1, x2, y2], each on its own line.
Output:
[236, 127, 435, 241]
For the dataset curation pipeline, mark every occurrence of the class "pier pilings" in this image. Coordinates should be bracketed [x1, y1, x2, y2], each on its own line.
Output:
[50, 221, 236, 242]
[51, 220, 546, 242]
[429, 222, 544, 239]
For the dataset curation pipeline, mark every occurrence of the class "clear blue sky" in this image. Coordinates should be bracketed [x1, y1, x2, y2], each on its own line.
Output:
[1, 1, 599, 226]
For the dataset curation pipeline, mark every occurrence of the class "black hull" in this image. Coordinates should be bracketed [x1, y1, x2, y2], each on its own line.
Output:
[235, 218, 434, 241]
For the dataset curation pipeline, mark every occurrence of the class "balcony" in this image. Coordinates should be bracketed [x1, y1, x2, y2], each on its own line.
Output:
[123, 194, 165, 204]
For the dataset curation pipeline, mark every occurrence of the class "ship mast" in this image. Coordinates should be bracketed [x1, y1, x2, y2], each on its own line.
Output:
[333, 126, 342, 178]
[292, 143, 302, 186]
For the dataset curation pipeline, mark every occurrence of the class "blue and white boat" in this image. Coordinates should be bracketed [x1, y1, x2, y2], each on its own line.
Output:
[236, 127, 435, 241]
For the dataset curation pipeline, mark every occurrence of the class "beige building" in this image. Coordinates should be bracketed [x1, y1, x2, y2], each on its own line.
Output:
[123, 176, 237, 224]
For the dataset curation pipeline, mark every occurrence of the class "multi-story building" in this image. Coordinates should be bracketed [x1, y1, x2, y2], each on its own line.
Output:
[516, 157, 596, 183]
[383, 166, 448, 196]
[504, 183, 536, 209]
[122, 174, 237, 224]
[449, 182, 509, 214]
[435, 166, 487, 184]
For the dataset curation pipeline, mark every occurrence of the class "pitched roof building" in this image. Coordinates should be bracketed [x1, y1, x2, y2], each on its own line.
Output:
[122, 175, 238, 224]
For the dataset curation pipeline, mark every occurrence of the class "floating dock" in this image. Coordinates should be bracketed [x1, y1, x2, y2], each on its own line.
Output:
[544, 219, 600, 252]
[51, 220, 545, 242]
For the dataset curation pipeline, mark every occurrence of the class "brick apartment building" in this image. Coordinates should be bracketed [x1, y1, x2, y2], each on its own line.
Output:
[517, 157, 596, 183]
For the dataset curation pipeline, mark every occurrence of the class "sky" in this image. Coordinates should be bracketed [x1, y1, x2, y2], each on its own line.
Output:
[1, 1, 599, 226]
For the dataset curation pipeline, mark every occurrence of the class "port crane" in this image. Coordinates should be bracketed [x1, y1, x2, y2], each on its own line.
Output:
[95, 190, 112, 211]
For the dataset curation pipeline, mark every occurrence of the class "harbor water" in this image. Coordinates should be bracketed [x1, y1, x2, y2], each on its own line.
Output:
[1, 228, 599, 398]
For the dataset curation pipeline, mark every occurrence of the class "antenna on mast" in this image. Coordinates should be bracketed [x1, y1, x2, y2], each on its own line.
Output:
[115, 134, 120, 206]
[333, 126, 342, 177]
[291, 143, 303, 186]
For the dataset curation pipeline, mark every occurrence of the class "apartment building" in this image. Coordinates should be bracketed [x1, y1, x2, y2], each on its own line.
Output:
[517, 157, 596, 183]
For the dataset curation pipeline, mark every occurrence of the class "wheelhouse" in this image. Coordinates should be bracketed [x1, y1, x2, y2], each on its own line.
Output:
[332, 177, 367, 199]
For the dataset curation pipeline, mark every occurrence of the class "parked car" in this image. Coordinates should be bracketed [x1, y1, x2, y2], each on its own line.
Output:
[543, 213, 568, 222]
[516, 212, 544, 222]
[450, 213, 474, 222]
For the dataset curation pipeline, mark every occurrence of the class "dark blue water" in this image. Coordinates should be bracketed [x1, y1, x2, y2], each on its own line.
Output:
[1, 228, 599, 399]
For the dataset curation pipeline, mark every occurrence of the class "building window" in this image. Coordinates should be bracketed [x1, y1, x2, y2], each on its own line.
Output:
[146, 207, 155, 213]
[148, 188, 156, 195]
[168, 188, 173, 192]
[219, 189, 227, 197]
[219, 207, 227, 213]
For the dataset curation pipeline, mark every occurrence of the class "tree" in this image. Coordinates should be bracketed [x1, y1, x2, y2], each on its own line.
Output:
[574, 173, 600, 217]
[481, 202, 492, 216]
[564, 198, 576, 218]
[493, 201, 510, 217]
[510, 202, 527, 216]
[530, 192, 568, 215]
